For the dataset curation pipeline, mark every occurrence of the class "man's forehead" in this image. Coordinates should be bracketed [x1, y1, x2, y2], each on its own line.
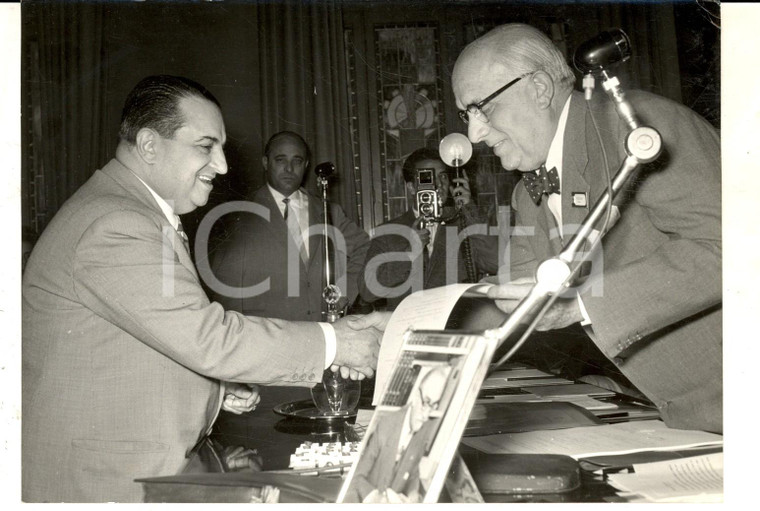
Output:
[415, 159, 445, 172]
[270, 136, 307, 156]
[177, 96, 225, 142]
[453, 54, 507, 104]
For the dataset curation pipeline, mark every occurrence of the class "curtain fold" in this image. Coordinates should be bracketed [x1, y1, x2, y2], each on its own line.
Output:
[23, 1, 109, 233]
[596, 2, 682, 102]
[251, 1, 357, 219]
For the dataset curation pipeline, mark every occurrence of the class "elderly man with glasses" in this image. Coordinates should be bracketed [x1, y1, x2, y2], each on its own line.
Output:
[452, 23, 722, 434]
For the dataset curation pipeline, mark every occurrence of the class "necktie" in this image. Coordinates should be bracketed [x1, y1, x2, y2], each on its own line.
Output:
[283, 198, 308, 264]
[176, 218, 190, 254]
[522, 164, 560, 205]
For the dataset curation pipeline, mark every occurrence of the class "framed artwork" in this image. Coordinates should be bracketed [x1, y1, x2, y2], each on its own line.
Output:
[338, 329, 496, 503]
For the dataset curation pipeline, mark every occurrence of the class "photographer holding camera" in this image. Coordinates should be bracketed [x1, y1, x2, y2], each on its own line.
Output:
[359, 147, 497, 310]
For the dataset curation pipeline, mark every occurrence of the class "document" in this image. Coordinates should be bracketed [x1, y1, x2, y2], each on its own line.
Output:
[372, 283, 489, 404]
[460, 419, 723, 459]
[607, 452, 723, 502]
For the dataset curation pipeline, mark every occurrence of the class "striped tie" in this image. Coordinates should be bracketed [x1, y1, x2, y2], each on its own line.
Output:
[176, 219, 190, 254]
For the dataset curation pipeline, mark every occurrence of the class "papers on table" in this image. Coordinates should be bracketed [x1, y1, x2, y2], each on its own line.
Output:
[460, 419, 723, 460]
[606, 452, 723, 502]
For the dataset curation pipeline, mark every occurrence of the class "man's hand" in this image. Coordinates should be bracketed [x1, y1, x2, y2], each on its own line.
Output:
[221, 445, 263, 471]
[450, 171, 472, 207]
[412, 216, 431, 247]
[331, 314, 383, 380]
[222, 382, 261, 415]
[486, 279, 583, 331]
[346, 310, 392, 331]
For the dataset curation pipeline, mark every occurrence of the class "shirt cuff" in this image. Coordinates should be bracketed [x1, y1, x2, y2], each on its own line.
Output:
[318, 322, 337, 369]
[577, 293, 592, 326]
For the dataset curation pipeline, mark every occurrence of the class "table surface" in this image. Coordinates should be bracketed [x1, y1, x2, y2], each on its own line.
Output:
[209, 384, 632, 503]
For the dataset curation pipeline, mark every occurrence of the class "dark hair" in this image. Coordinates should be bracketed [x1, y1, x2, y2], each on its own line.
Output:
[263, 131, 311, 163]
[401, 147, 443, 183]
[118, 75, 221, 144]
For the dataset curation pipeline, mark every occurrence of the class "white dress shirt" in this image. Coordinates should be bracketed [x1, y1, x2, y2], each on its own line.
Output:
[268, 184, 310, 258]
[544, 96, 592, 326]
[266, 184, 336, 367]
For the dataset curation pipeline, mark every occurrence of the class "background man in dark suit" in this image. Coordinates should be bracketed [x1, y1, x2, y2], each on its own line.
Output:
[22, 76, 383, 502]
[359, 147, 496, 310]
[209, 131, 370, 321]
[452, 24, 721, 433]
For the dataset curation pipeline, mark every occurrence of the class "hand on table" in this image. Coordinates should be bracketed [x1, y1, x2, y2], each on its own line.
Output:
[222, 382, 261, 415]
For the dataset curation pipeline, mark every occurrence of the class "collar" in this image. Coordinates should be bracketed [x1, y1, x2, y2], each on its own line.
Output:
[131, 172, 179, 230]
[267, 183, 305, 209]
[544, 94, 572, 183]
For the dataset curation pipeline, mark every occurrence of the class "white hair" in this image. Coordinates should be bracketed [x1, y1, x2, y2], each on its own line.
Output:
[473, 24, 576, 92]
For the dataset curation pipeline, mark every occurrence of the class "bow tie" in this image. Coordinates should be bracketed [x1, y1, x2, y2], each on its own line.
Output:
[522, 165, 560, 205]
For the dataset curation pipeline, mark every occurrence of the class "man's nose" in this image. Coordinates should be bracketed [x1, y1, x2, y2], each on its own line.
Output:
[211, 146, 228, 175]
[467, 116, 490, 144]
[287, 160, 301, 173]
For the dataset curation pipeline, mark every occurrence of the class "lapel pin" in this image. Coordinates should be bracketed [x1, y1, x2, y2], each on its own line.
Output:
[572, 192, 587, 208]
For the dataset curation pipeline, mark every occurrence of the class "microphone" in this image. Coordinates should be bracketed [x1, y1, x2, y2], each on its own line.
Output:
[315, 162, 336, 179]
[573, 29, 631, 101]
[573, 29, 631, 75]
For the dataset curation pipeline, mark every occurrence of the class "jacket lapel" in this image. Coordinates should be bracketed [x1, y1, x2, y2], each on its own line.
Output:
[255, 186, 291, 253]
[560, 92, 592, 242]
[102, 160, 198, 278]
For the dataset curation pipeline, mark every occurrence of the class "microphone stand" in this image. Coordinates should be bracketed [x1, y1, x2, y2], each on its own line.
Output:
[450, 164, 478, 283]
[315, 163, 354, 415]
[317, 165, 343, 323]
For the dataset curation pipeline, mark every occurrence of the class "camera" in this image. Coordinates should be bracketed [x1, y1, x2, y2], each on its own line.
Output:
[415, 168, 441, 222]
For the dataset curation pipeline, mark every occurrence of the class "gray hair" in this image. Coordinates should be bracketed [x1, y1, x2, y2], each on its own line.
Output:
[475, 24, 576, 92]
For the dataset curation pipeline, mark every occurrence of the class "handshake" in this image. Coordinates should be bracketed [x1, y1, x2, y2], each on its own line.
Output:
[330, 311, 391, 381]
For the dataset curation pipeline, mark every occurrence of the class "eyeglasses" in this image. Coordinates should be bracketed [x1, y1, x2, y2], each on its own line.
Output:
[458, 72, 531, 125]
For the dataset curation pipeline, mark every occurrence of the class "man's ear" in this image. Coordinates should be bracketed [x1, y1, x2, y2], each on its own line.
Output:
[135, 128, 159, 164]
[531, 71, 555, 110]
[261, 156, 268, 170]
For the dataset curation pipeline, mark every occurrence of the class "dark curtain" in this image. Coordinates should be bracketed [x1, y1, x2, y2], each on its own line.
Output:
[596, 2, 683, 102]
[22, 1, 110, 234]
[245, 1, 356, 209]
[22, 0, 358, 236]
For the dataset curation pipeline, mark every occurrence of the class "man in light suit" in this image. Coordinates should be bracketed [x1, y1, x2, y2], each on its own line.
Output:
[452, 24, 721, 433]
[209, 131, 370, 321]
[22, 75, 383, 502]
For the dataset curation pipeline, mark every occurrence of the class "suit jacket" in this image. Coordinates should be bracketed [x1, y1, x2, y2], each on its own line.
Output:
[345, 406, 439, 502]
[508, 90, 722, 433]
[22, 160, 327, 502]
[359, 207, 492, 310]
[209, 186, 369, 321]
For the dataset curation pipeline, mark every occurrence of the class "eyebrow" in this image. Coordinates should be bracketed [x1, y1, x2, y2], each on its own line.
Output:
[196, 135, 225, 148]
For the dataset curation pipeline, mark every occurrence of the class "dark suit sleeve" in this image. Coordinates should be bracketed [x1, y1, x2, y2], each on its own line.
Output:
[330, 204, 370, 306]
[208, 223, 247, 313]
[359, 223, 422, 304]
[460, 202, 501, 276]
[580, 98, 722, 358]
[72, 210, 326, 385]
